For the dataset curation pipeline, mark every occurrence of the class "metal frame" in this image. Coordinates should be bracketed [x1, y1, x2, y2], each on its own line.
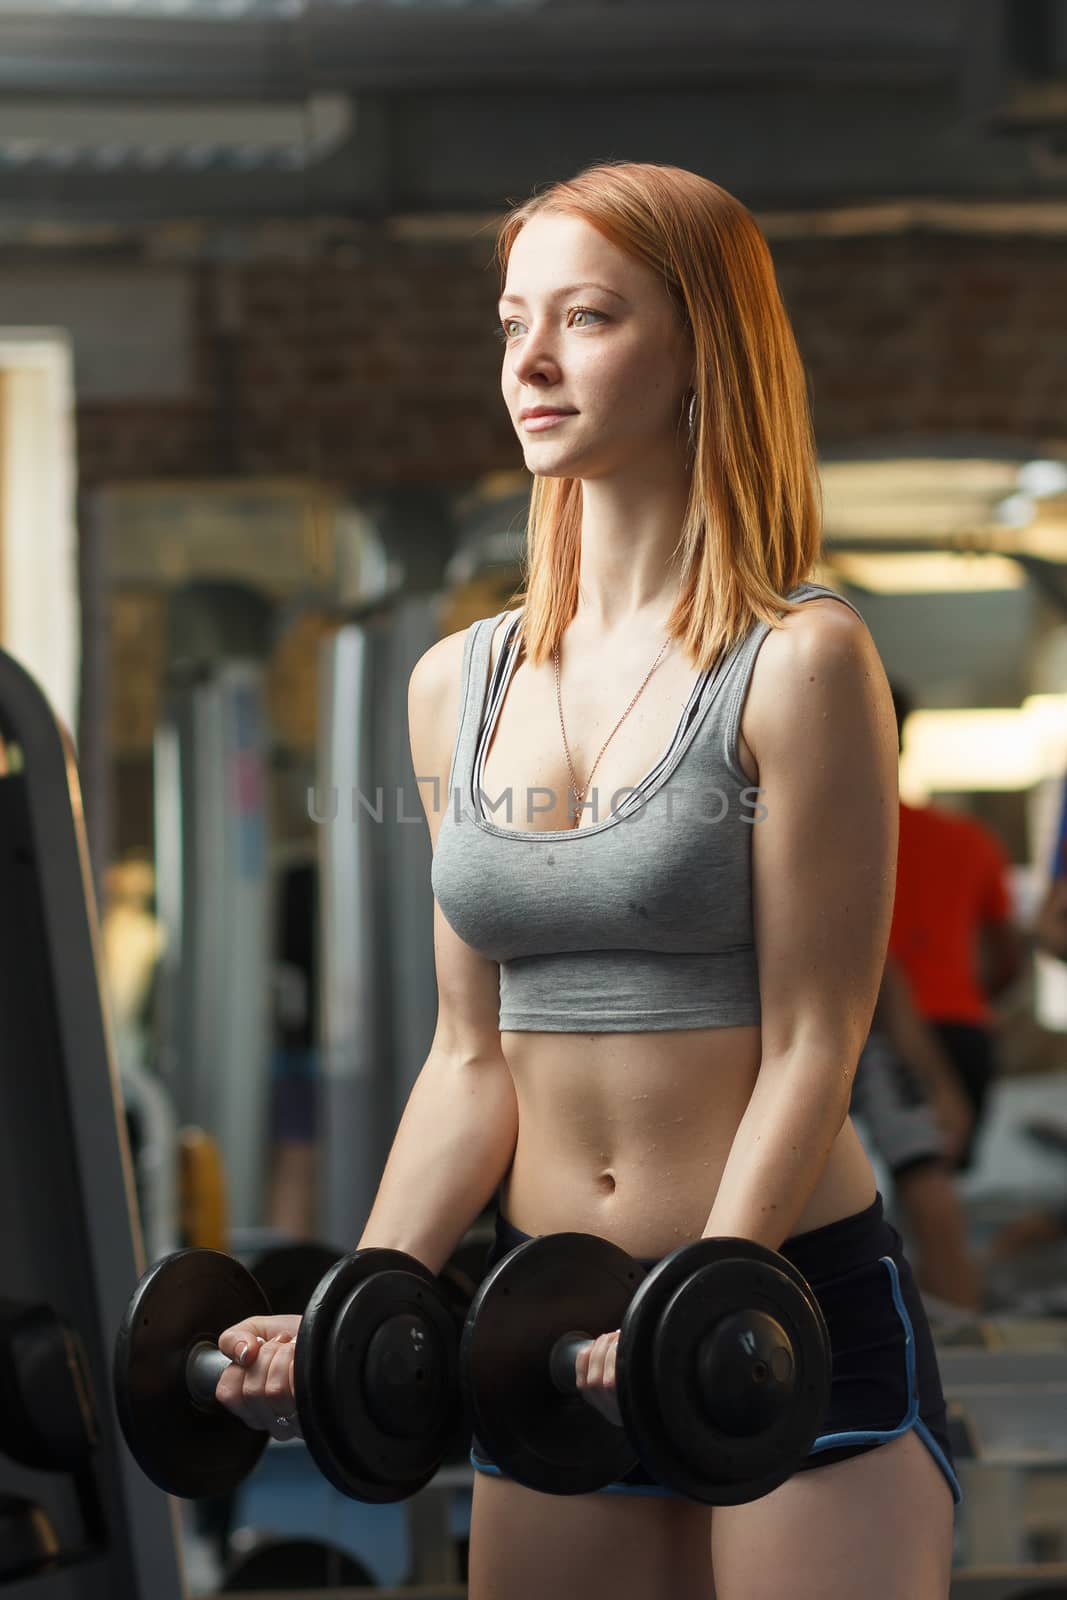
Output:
[0, 645, 184, 1598]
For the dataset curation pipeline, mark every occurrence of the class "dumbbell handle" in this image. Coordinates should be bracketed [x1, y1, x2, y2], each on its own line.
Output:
[186, 1342, 298, 1421]
[186, 1342, 233, 1409]
[548, 1331, 599, 1398]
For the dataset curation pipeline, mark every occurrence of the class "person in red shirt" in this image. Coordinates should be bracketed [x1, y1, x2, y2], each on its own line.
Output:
[852, 955, 983, 1308]
[889, 683, 1025, 1169]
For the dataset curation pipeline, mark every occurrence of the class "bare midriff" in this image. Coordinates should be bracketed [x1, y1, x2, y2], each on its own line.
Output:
[499, 1026, 877, 1259]
[470, 610, 877, 1261]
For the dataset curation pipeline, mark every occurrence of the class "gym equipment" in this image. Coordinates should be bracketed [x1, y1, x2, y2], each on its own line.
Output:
[179, 1126, 229, 1252]
[0, 1298, 99, 1471]
[436, 1236, 488, 1334]
[114, 1250, 274, 1498]
[121, 1056, 181, 1262]
[317, 596, 442, 1248]
[221, 1535, 375, 1589]
[0, 1495, 60, 1583]
[249, 1239, 345, 1315]
[619, 1237, 830, 1504]
[295, 1249, 463, 1502]
[462, 1231, 830, 1502]
[463, 1233, 643, 1492]
[947, 1574, 1067, 1597]
[154, 584, 274, 1235]
[115, 1244, 463, 1503]
[935, 1318, 1067, 1570]
[0, 645, 185, 1595]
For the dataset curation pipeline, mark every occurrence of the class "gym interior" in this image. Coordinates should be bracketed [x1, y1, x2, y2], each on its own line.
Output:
[2, 3, 1067, 1597]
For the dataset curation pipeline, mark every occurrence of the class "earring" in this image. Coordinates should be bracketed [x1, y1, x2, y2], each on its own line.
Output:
[686, 390, 698, 451]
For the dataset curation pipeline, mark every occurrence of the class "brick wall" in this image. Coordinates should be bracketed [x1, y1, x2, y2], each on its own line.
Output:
[73, 229, 1067, 491]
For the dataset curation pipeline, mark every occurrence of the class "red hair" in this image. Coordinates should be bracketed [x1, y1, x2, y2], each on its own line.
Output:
[494, 160, 823, 670]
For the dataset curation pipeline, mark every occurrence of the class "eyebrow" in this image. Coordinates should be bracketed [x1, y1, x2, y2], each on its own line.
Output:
[497, 281, 628, 309]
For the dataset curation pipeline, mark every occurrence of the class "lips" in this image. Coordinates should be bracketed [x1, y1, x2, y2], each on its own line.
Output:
[520, 407, 576, 420]
[520, 407, 576, 432]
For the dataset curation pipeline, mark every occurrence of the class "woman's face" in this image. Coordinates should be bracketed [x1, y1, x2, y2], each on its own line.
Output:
[498, 212, 693, 481]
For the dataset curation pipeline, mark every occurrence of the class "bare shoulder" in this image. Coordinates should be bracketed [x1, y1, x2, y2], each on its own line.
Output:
[408, 625, 465, 709]
[408, 608, 514, 719]
[761, 592, 876, 680]
[744, 595, 890, 771]
[777, 591, 868, 643]
[744, 593, 899, 1066]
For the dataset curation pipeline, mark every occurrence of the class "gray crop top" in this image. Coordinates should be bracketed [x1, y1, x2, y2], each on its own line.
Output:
[430, 582, 864, 1033]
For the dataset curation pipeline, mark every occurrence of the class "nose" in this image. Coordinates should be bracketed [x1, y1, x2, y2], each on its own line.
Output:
[508, 320, 561, 387]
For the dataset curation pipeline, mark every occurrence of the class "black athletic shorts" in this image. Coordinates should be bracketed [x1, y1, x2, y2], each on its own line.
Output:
[470, 1193, 961, 1505]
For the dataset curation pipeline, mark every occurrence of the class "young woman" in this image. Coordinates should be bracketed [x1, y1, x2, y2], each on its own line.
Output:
[216, 162, 958, 1599]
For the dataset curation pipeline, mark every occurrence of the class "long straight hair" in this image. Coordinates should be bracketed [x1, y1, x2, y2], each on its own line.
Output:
[494, 161, 823, 672]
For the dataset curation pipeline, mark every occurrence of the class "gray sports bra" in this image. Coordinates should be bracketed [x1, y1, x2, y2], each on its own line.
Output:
[430, 582, 863, 1033]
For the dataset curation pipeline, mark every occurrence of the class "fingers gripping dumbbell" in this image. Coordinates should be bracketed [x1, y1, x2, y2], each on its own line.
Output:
[461, 1232, 831, 1503]
[114, 1247, 464, 1502]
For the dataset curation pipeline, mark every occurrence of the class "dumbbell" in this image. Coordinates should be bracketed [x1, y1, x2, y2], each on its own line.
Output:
[461, 1231, 831, 1503]
[248, 1241, 346, 1317]
[114, 1246, 463, 1502]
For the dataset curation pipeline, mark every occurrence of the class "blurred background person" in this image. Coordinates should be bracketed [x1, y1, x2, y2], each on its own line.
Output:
[852, 955, 983, 1310]
[887, 681, 1025, 1171]
[981, 770, 1067, 1268]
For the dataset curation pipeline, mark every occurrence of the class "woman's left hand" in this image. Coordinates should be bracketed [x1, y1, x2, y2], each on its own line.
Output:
[573, 1330, 623, 1427]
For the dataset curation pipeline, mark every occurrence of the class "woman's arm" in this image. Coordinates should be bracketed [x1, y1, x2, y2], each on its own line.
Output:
[213, 634, 516, 1430]
[356, 1052, 518, 1275]
[356, 907, 519, 1276]
[702, 602, 899, 1251]
[355, 631, 519, 1275]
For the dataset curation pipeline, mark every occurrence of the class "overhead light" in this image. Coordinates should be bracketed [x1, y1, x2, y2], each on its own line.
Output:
[820, 457, 1020, 544]
[823, 551, 1026, 593]
[1018, 459, 1067, 498]
[901, 695, 1067, 798]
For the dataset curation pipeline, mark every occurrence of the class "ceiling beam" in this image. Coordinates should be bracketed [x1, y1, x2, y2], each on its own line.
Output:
[0, 3, 959, 98]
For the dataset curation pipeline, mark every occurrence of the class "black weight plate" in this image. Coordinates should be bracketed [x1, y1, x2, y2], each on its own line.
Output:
[296, 1250, 461, 1503]
[251, 1242, 345, 1315]
[221, 1536, 375, 1590]
[436, 1241, 484, 1463]
[461, 1233, 644, 1495]
[617, 1237, 830, 1505]
[438, 1239, 486, 1330]
[114, 1249, 271, 1499]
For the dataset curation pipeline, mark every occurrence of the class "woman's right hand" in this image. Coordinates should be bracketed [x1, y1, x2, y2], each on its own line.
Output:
[214, 1314, 303, 1441]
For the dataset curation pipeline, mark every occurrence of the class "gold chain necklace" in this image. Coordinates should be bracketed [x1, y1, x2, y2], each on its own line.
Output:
[553, 633, 673, 829]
